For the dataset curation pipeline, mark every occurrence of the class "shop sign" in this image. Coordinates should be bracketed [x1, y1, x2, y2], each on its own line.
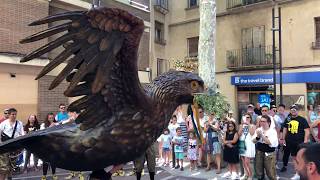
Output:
[232, 74, 273, 85]
[231, 71, 320, 85]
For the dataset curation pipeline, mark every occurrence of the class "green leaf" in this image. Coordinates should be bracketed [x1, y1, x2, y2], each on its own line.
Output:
[194, 93, 230, 119]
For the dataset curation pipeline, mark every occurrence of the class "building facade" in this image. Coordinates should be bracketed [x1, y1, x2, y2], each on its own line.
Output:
[152, 0, 320, 120]
[0, 0, 151, 122]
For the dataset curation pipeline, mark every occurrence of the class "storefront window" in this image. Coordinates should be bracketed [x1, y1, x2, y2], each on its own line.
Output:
[307, 83, 320, 107]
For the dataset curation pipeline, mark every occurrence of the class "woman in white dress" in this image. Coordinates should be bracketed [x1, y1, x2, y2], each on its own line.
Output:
[238, 113, 256, 180]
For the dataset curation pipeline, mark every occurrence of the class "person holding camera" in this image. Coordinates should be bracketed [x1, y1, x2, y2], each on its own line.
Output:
[0, 108, 24, 180]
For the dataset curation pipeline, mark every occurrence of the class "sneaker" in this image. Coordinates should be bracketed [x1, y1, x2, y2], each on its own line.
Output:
[118, 170, 125, 176]
[126, 171, 135, 176]
[180, 167, 184, 171]
[231, 172, 239, 180]
[276, 164, 281, 170]
[240, 174, 248, 180]
[78, 172, 85, 180]
[280, 166, 287, 172]
[52, 175, 58, 180]
[65, 172, 75, 179]
[221, 171, 232, 178]
[290, 173, 300, 180]
[41, 176, 46, 180]
[112, 172, 119, 177]
[174, 165, 180, 169]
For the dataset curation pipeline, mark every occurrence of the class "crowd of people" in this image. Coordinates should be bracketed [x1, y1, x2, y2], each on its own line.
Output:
[0, 104, 83, 180]
[156, 103, 320, 180]
[0, 102, 320, 180]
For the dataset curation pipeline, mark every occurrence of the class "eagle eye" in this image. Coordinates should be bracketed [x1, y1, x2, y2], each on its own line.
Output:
[190, 81, 199, 90]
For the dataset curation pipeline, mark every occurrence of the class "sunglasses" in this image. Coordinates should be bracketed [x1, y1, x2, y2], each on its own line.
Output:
[4, 112, 8, 115]
[245, 116, 251, 118]
[199, 111, 203, 113]
[60, 107, 66, 109]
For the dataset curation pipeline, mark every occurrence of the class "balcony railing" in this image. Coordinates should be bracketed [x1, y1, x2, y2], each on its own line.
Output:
[227, 0, 268, 9]
[312, 41, 320, 49]
[154, 0, 169, 14]
[226, 45, 275, 69]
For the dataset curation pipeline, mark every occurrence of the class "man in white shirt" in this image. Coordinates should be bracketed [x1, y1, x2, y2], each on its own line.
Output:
[252, 115, 278, 180]
[0, 108, 24, 180]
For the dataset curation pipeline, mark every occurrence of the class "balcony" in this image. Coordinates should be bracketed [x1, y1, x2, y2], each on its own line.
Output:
[154, 38, 166, 45]
[154, 0, 169, 14]
[312, 41, 320, 49]
[226, 0, 268, 9]
[226, 45, 276, 70]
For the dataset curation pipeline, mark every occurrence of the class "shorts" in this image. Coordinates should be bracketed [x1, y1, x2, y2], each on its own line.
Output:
[0, 153, 11, 174]
[286, 141, 300, 156]
[162, 147, 170, 152]
[175, 152, 184, 160]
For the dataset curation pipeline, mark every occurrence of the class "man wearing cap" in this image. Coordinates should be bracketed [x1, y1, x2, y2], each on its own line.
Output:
[280, 104, 310, 180]
[0, 109, 9, 124]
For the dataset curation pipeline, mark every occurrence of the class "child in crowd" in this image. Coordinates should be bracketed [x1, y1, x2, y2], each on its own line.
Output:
[160, 129, 172, 166]
[187, 131, 197, 171]
[172, 127, 184, 171]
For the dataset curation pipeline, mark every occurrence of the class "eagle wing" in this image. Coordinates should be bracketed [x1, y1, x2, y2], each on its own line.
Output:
[21, 8, 147, 130]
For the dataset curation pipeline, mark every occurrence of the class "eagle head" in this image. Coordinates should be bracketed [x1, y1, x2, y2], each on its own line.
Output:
[150, 70, 204, 105]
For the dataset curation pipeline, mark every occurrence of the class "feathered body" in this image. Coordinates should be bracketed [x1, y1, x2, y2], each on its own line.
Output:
[0, 7, 204, 171]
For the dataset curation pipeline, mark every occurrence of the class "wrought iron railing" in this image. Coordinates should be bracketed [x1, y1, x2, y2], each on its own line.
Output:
[226, 0, 268, 9]
[312, 41, 320, 49]
[154, 0, 168, 10]
[226, 45, 274, 69]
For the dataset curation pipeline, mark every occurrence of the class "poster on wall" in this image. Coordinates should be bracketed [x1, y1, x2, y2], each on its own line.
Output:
[258, 94, 271, 108]
[307, 92, 320, 107]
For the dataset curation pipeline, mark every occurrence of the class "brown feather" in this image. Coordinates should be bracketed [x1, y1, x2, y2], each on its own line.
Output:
[64, 83, 91, 97]
[21, 32, 76, 63]
[35, 43, 82, 80]
[48, 53, 84, 90]
[20, 22, 71, 44]
[29, 11, 84, 26]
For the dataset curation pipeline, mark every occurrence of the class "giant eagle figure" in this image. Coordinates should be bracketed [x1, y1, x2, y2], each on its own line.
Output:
[0, 7, 204, 179]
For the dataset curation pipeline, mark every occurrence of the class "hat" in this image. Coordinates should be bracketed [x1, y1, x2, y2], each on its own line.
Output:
[247, 104, 254, 108]
[228, 110, 234, 114]
[290, 104, 298, 110]
[270, 105, 277, 109]
[3, 108, 9, 112]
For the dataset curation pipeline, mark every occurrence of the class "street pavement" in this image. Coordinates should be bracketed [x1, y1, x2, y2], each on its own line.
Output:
[13, 156, 296, 180]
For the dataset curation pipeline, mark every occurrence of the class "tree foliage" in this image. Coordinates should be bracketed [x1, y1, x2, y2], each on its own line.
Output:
[194, 93, 230, 119]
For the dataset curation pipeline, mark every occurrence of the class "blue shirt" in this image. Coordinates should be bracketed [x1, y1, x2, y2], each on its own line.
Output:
[173, 136, 184, 153]
[55, 112, 69, 122]
[161, 134, 171, 148]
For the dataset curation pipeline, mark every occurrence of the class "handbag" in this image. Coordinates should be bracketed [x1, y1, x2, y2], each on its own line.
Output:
[1, 121, 17, 142]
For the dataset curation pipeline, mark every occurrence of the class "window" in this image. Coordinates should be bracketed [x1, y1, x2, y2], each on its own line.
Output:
[155, 21, 165, 44]
[307, 83, 320, 107]
[314, 17, 320, 48]
[187, 37, 199, 57]
[157, 58, 168, 75]
[241, 26, 266, 65]
[155, 0, 168, 10]
[188, 0, 198, 8]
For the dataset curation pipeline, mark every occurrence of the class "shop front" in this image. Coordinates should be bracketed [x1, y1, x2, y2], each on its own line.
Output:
[231, 71, 320, 119]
